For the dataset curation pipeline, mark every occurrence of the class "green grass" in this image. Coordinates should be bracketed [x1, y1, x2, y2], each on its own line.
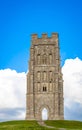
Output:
[45, 120, 82, 129]
[0, 120, 82, 130]
[0, 120, 52, 130]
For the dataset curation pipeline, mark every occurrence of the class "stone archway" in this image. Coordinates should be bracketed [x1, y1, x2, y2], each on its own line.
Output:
[40, 105, 50, 120]
[42, 108, 48, 120]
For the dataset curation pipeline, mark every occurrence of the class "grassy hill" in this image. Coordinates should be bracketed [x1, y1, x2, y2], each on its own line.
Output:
[0, 120, 82, 130]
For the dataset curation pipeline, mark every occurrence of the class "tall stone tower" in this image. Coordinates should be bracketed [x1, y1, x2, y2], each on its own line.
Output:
[26, 33, 64, 120]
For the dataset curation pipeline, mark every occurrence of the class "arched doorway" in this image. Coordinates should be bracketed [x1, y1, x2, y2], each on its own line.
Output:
[42, 108, 48, 120]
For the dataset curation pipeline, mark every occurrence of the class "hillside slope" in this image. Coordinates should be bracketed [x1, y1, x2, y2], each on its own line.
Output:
[0, 120, 82, 130]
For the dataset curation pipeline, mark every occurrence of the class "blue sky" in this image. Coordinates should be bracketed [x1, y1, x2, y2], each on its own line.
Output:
[0, 0, 82, 72]
[0, 0, 82, 122]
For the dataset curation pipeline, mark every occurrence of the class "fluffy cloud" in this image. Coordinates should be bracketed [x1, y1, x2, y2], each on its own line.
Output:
[0, 69, 26, 121]
[62, 57, 82, 120]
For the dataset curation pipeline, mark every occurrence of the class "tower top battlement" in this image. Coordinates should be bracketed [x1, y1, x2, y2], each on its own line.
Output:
[31, 33, 58, 44]
[31, 33, 58, 39]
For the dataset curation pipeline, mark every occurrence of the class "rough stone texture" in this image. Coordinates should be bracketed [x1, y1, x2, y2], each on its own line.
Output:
[26, 33, 64, 120]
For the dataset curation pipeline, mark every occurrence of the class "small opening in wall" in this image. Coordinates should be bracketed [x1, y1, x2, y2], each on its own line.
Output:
[43, 87, 47, 92]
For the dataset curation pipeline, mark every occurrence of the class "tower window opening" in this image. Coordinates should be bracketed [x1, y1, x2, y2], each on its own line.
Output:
[43, 86, 47, 92]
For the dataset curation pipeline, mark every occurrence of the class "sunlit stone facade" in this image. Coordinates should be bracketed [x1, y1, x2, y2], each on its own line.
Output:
[26, 33, 64, 120]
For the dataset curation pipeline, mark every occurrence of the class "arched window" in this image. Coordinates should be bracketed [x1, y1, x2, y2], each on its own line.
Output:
[43, 84, 47, 92]
[43, 86, 47, 92]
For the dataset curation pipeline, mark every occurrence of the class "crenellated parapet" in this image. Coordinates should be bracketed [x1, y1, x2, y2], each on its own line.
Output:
[31, 33, 58, 44]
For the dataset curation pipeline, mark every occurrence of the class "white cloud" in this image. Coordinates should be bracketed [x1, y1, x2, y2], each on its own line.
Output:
[62, 57, 82, 120]
[0, 69, 26, 109]
[0, 68, 26, 121]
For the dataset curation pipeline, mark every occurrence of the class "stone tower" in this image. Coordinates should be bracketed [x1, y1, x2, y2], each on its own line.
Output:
[26, 33, 64, 120]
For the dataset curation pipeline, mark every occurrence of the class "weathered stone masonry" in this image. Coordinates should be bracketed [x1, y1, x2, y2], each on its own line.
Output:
[26, 33, 64, 120]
